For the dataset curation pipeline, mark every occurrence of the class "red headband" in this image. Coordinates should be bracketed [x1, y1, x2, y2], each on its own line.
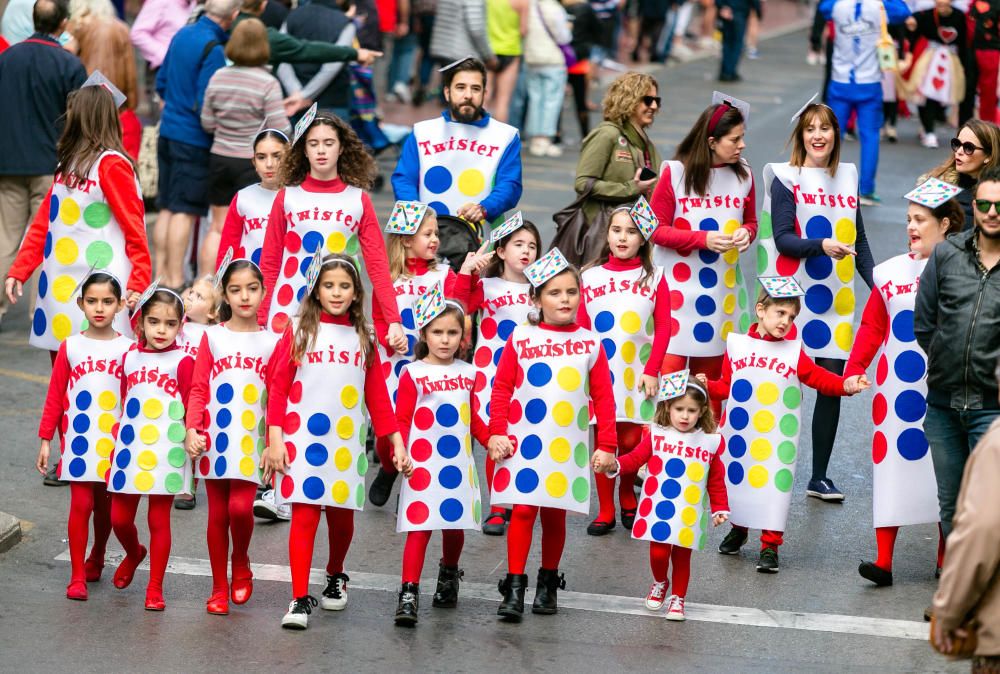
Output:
[707, 102, 731, 137]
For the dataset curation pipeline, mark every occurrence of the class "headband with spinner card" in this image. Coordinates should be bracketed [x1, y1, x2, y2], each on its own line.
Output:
[658, 370, 690, 401]
[758, 275, 806, 298]
[384, 201, 430, 235]
[438, 55, 477, 73]
[629, 195, 658, 240]
[524, 248, 570, 288]
[293, 103, 319, 145]
[709, 91, 751, 134]
[490, 211, 524, 243]
[131, 278, 185, 319]
[82, 70, 127, 108]
[214, 246, 234, 290]
[903, 178, 962, 209]
[789, 93, 832, 124]
[304, 250, 324, 294]
[413, 282, 448, 329]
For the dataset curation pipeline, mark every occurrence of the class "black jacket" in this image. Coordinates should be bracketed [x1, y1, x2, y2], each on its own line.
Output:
[915, 229, 1000, 410]
[285, 0, 353, 110]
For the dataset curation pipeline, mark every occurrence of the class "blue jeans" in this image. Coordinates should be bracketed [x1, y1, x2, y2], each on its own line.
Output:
[387, 32, 418, 90]
[719, 9, 749, 78]
[524, 64, 567, 138]
[923, 404, 1000, 537]
[509, 60, 528, 131]
[826, 80, 882, 195]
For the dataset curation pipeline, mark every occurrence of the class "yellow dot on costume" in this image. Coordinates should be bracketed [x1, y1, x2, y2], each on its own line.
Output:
[549, 437, 570, 463]
[757, 382, 779, 405]
[331, 480, 350, 504]
[720, 321, 734, 341]
[752, 410, 775, 433]
[457, 168, 485, 196]
[95, 437, 115, 459]
[465, 434, 472, 456]
[240, 410, 256, 431]
[681, 506, 698, 526]
[723, 293, 737, 314]
[683, 484, 701, 505]
[143, 399, 163, 419]
[96, 459, 111, 479]
[98, 413, 116, 434]
[723, 219, 740, 235]
[545, 471, 568, 498]
[624, 397, 635, 419]
[137, 449, 158, 470]
[326, 231, 347, 253]
[748, 465, 769, 488]
[340, 385, 359, 409]
[468, 465, 476, 487]
[678, 527, 695, 547]
[336, 415, 355, 439]
[460, 403, 471, 425]
[52, 313, 73, 341]
[723, 249, 739, 265]
[835, 217, 857, 244]
[623, 367, 636, 390]
[834, 288, 854, 316]
[53, 275, 76, 303]
[334, 447, 352, 471]
[140, 424, 159, 444]
[620, 341, 636, 364]
[241, 435, 255, 455]
[750, 438, 772, 461]
[134, 471, 154, 492]
[834, 322, 854, 351]
[242, 384, 259, 404]
[724, 268, 737, 288]
[557, 367, 581, 391]
[621, 311, 641, 335]
[98, 391, 117, 411]
[53, 237, 78, 265]
[686, 462, 705, 482]
[552, 401, 574, 427]
[59, 197, 80, 225]
[836, 256, 855, 283]
[239, 456, 255, 477]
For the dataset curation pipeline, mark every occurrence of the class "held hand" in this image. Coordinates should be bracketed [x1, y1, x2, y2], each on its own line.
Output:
[355, 48, 383, 66]
[260, 441, 290, 484]
[822, 239, 857, 260]
[633, 168, 656, 194]
[184, 428, 206, 458]
[639, 374, 658, 398]
[930, 617, 955, 654]
[705, 231, 735, 253]
[394, 22, 410, 37]
[592, 449, 617, 473]
[843, 374, 871, 395]
[487, 434, 514, 462]
[694, 373, 709, 386]
[387, 323, 408, 354]
[126, 291, 141, 310]
[712, 512, 729, 527]
[36, 440, 51, 476]
[392, 445, 413, 478]
[731, 227, 752, 252]
[460, 241, 495, 275]
[457, 202, 485, 223]
[593, 456, 617, 475]
[5, 277, 22, 305]
[719, 5, 734, 20]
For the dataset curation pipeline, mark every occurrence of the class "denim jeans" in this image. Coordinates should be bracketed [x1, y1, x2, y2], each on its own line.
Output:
[387, 32, 418, 90]
[524, 64, 567, 138]
[923, 403, 1000, 537]
[719, 7, 749, 78]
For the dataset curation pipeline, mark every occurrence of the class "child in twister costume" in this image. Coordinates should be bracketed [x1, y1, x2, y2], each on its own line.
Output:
[579, 197, 672, 536]
[261, 253, 407, 631]
[392, 286, 490, 626]
[487, 249, 618, 622]
[37, 272, 132, 600]
[597, 371, 730, 622]
[847, 179, 964, 587]
[184, 258, 279, 615]
[464, 214, 542, 536]
[701, 278, 869, 574]
[648, 92, 757, 418]
[108, 286, 195, 611]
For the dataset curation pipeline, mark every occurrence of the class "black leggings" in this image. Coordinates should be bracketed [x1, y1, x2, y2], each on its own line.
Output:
[883, 101, 898, 127]
[918, 100, 944, 134]
[811, 357, 844, 481]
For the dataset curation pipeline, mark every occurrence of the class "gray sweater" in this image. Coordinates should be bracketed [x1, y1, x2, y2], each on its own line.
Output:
[429, 0, 494, 63]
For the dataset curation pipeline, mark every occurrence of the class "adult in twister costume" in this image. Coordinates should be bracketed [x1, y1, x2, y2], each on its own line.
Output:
[648, 92, 757, 418]
[847, 181, 964, 587]
[487, 249, 618, 622]
[758, 98, 874, 503]
[5, 79, 150, 354]
[704, 279, 869, 574]
[390, 57, 523, 224]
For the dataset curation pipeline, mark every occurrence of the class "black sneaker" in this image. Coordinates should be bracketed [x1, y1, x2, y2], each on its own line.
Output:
[43, 476, 69, 486]
[281, 595, 318, 629]
[481, 509, 510, 536]
[858, 561, 893, 587]
[806, 478, 845, 502]
[368, 468, 398, 507]
[320, 573, 349, 611]
[174, 494, 196, 510]
[719, 527, 748, 555]
[620, 508, 637, 530]
[756, 547, 780, 573]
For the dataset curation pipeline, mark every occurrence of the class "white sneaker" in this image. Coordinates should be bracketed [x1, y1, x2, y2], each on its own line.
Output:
[528, 138, 549, 157]
[320, 573, 349, 611]
[671, 42, 695, 61]
[392, 81, 412, 105]
[545, 142, 563, 158]
[645, 581, 667, 610]
[921, 132, 939, 149]
[281, 595, 317, 630]
[276, 502, 291, 521]
[666, 595, 687, 621]
[807, 50, 820, 66]
[253, 489, 278, 520]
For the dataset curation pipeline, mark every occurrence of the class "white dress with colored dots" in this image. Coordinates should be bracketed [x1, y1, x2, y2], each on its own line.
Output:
[197, 326, 279, 485]
[32, 151, 136, 351]
[653, 160, 752, 357]
[632, 425, 723, 550]
[759, 163, 860, 359]
[109, 348, 194, 496]
[383, 268, 449, 402]
[178, 322, 208, 358]
[396, 361, 483, 532]
[57, 334, 132, 483]
[231, 183, 277, 266]
[471, 277, 532, 420]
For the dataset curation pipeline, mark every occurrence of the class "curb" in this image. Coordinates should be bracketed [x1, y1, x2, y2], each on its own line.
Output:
[0, 511, 22, 553]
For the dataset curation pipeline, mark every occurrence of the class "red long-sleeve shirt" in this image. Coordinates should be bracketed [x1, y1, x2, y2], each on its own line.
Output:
[370, 257, 472, 347]
[649, 163, 758, 254]
[265, 313, 398, 437]
[488, 322, 618, 454]
[256, 175, 401, 326]
[395, 365, 491, 448]
[844, 289, 888, 378]
[119, 343, 195, 410]
[707, 324, 848, 401]
[38, 340, 73, 441]
[577, 255, 672, 377]
[8, 154, 151, 293]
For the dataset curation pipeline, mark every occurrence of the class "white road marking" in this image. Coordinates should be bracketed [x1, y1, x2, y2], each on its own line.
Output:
[55, 550, 928, 641]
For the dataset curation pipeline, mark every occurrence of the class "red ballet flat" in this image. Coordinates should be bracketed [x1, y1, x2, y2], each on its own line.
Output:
[66, 580, 88, 601]
[206, 592, 229, 615]
[231, 575, 253, 605]
[113, 545, 147, 589]
[144, 589, 166, 611]
[84, 556, 105, 582]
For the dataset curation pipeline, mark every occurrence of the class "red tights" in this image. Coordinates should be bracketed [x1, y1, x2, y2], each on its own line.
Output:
[874, 524, 946, 571]
[205, 479, 257, 595]
[485, 456, 506, 516]
[593, 422, 643, 523]
[68, 482, 112, 582]
[507, 505, 566, 574]
[401, 529, 464, 583]
[110, 493, 174, 597]
[649, 542, 693, 597]
[288, 504, 354, 598]
[661, 354, 723, 419]
[731, 525, 784, 550]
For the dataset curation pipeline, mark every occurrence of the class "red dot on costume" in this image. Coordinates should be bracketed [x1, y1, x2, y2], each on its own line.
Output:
[508, 435, 519, 454]
[277, 284, 294, 307]
[56, 460, 62, 478]
[410, 438, 433, 462]
[474, 346, 492, 368]
[283, 257, 298, 279]
[280, 474, 295, 499]
[289, 381, 303, 404]
[382, 360, 391, 378]
[63, 398, 70, 410]
[473, 371, 487, 392]
[670, 290, 684, 311]
[514, 365, 525, 388]
[285, 441, 297, 463]
[112, 423, 120, 440]
[409, 467, 431, 491]
[406, 501, 429, 524]
[632, 518, 648, 538]
[644, 476, 659, 496]
[873, 431, 888, 464]
[285, 231, 301, 254]
[775, 255, 800, 276]
[480, 317, 497, 339]
[199, 456, 210, 476]
[493, 467, 511, 491]
[508, 400, 523, 424]
[638, 497, 653, 517]
[271, 313, 289, 333]
[670, 318, 680, 337]
[673, 263, 691, 283]
[284, 412, 300, 435]
[876, 354, 889, 386]
[647, 455, 663, 475]
[872, 393, 887, 425]
[787, 323, 798, 339]
[674, 218, 691, 231]
[414, 407, 435, 431]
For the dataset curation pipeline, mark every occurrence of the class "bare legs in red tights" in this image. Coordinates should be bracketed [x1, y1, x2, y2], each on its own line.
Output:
[873, 525, 946, 572]
[288, 504, 354, 599]
[506, 505, 566, 574]
[649, 542, 693, 597]
[110, 493, 173, 609]
[205, 479, 258, 612]
[592, 422, 643, 528]
[65, 482, 112, 599]
[401, 529, 464, 583]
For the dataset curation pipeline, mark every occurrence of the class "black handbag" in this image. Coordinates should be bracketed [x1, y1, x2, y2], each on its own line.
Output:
[550, 177, 615, 267]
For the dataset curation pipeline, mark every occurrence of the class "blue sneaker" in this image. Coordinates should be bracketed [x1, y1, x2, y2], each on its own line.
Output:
[806, 478, 845, 502]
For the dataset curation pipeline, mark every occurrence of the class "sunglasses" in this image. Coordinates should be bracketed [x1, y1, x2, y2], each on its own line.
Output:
[952, 137, 986, 155]
[975, 199, 1000, 214]
[642, 96, 662, 108]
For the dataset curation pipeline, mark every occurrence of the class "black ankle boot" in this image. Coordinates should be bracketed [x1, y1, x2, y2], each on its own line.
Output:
[497, 573, 528, 621]
[394, 582, 419, 626]
[432, 563, 463, 608]
[531, 567, 566, 615]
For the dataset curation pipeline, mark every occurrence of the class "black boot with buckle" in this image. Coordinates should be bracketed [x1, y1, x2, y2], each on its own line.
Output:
[496, 573, 528, 621]
[531, 567, 566, 615]
[432, 562, 463, 608]
[394, 582, 419, 626]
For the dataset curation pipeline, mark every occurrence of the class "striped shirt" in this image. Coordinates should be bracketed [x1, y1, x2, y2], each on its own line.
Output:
[201, 65, 291, 159]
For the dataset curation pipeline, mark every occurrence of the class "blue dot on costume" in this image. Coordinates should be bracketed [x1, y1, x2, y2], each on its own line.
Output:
[112, 469, 126, 491]
[125, 397, 140, 419]
[68, 457, 86, 478]
[302, 476, 325, 500]
[405, 334, 417, 355]
[655, 499, 676, 521]
[601, 338, 617, 360]
[892, 310, 915, 343]
[898, 427, 929, 461]
[493, 349, 504, 366]
[116, 448, 131, 469]
[401, 308, 415, 330]
[429, 201, 449, 216]
[424, 166, 453, 194]
[440, 498, 464, 522]
[38, 272, 47, 299]
[732, 379, 752, 402]
[437, 404, 459, 427]
[76, 390, 92, 411]
[660, 479, 681, 499]
[305, 443, 328, 466]
[438, 434, 461, 458]
[395, 359, 410, 377]
[302, 231, 324, 254]
[594, 311, 615, 333]
[71, 436, 88, 456]
[215, 456, 227, 476]
[32, 308, 46, 337]
[527, 363, 552, 386]
[727, 461, 744, 485]
[650, 522, 671, 542]
[525, 399, 547, 423]
[804, 215, 833, 239]
[894, 350, 926, 383]
[728, 434, 747, 457]
[73, 414, 90, 433]
[216, 383, 234, 404]
[251, 249, 262, 266]
[804, 284, 833, 314]
[217, 408, 232, 429]
[894, 390, 926, 423]
[216, 433, 229, 452]
[48, 195, 59, 223]
[439, 465, 463, 489]
[728, 406, 749, 430]
[520, 434, 543, 460]
[307, 413, 331, 435]
[665, 458, 686, 478]
[695, 295, 716, 317]
[699, 250, 720, 265]
[700, 217, 719, 231]
[44, 230, 53, 255]
[804, 255, 833, 280]
[497, 320, 517, 340]
[699, 268, 718, 288]
[693, 322, 714, 342]
[296, 285, 306, 303]
[298, 256, 312, 276]
[515, 468, 539, 492]
[802, 319, 832, 349]
[120, 424, 135, 445]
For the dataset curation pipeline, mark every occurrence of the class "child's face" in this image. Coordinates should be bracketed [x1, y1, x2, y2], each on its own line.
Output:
[76, 283, 123, 329]
[668, 393, 703, 433]
[755, 301, 798, 339]
[404, 215, 439, 261]
[316, 266, 356, 316]
[253, 137, 286, 189]
[533, 271, 580, 325]
[305, 124, 341, 179]
[182, 279, 216, 324]
[496, 229, 538, 274]
[608, 212, 643, 260]
[224, 268, 264, 322]
[423, 312, 463, 362]
[142, 302, 182, 350]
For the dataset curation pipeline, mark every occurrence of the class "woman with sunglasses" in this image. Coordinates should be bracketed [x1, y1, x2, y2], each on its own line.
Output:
[756, 98, 875, 504]
[923, 119, 1000, 226]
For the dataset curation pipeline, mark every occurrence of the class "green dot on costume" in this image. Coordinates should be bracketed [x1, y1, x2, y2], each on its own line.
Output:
[640, 398, 655, 421]
[782, 386, 801, 409]
[576, 406, 589, 431]
[756, 245, 768, 275]
[85, 241, 113, 268]
[639, 342, 652, 364]
[167, 423, 185, 443]
[571, 477, 589, 503]
[645, 314, 655, 336]
[759, 211, 772, 238]
[473, 499, 482, 523]
[358, 423, 368, 446]
[80, 319, 90, 332]
[168, 446, 187, 468]
[83, 202, 111, 228]
[257, 418, 265, 435]
[774, 468, 794, 492]
[355, 483, 365, 508]
[164, 472, 183, 493]
[779, 413, 798, 437]
[777, 441, 797, 465]
[257, 437, 266, 453]
[345, 234, 360, 256]
[168, 401, 185, 420]
[356, 451, 368, 476]
[573, 442, 588, 468]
